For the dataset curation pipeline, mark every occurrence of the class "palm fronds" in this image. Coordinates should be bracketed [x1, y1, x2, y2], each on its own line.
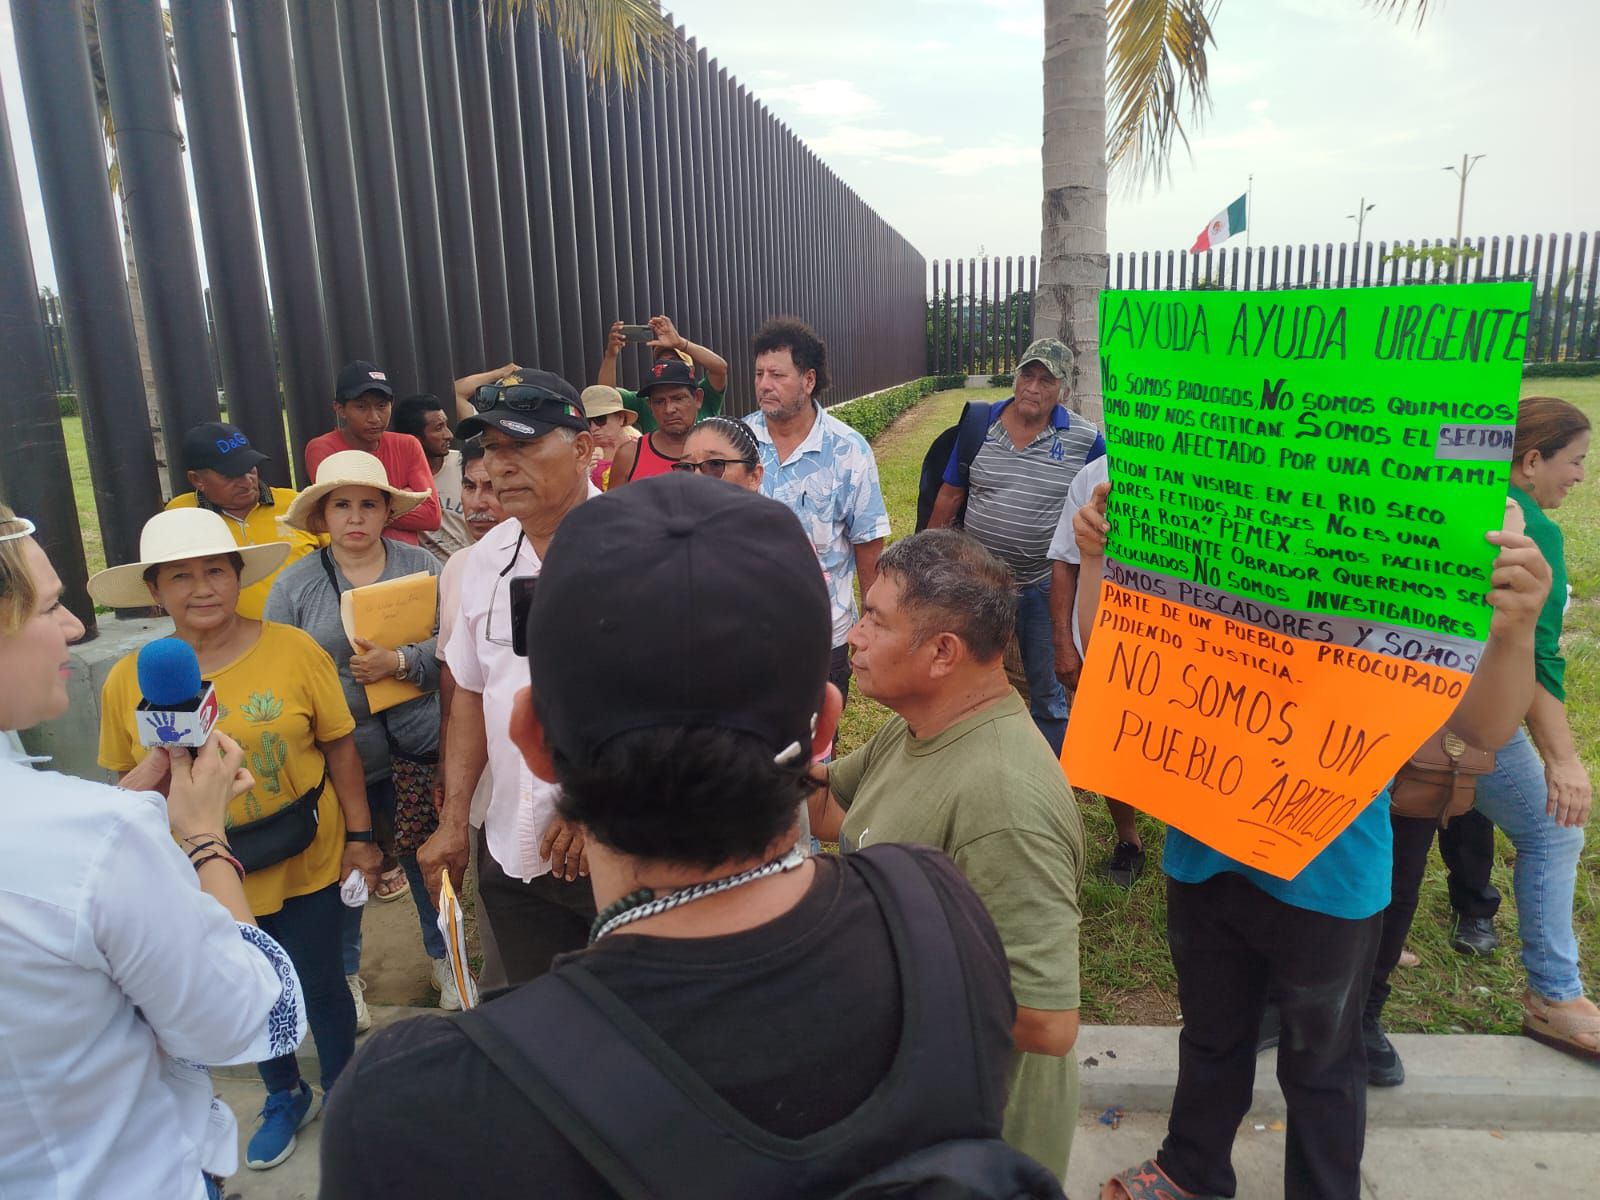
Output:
[1105, 0, 1219, 187]
[489, 0, 679, 89]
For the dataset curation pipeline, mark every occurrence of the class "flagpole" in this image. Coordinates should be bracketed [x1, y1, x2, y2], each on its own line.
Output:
[1245, 174, 1253, 252]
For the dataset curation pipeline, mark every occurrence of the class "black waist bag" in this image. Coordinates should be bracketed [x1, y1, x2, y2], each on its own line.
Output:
[229, 772, 327, 873]
[453, 843, 1064, 1200]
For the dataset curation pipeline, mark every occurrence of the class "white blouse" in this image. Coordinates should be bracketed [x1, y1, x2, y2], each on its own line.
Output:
[0, 736, 306, 1198]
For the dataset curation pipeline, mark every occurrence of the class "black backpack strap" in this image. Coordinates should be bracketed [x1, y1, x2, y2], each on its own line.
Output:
[451, 846, 990, 1198]
[953, 401, 994, 488]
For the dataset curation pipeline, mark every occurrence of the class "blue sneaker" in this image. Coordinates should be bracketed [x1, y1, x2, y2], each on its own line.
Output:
[245, 1081, 320, 1170]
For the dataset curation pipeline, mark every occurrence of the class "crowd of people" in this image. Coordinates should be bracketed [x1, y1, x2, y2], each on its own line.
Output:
[0, 308, 1592, 1200]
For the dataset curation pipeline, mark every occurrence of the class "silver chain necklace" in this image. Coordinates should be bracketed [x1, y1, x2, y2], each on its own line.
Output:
[589, 845, 808, 943]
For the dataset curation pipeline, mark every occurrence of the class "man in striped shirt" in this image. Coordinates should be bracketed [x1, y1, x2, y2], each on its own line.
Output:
[926, 338, 1105, 753]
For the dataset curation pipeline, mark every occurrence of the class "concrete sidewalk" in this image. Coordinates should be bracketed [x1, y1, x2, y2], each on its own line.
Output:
[213, 1015, 1600, 1199]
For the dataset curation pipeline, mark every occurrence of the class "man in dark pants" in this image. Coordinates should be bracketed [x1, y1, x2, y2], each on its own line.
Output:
[1071, 484, 1550, 1200]
[417, 371, 601, 984]
[1439, 808, 1502, 954]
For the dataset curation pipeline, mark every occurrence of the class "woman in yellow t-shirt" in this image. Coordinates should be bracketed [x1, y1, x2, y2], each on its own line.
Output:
[92, 508, 380, 1172]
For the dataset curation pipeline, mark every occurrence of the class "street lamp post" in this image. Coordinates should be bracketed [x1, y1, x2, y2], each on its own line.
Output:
[1347, 197, 1376, 246]
[1444, 153, 1485, 280]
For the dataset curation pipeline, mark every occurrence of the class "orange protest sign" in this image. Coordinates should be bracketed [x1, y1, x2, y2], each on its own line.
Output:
[1062, 580, 1471, 879]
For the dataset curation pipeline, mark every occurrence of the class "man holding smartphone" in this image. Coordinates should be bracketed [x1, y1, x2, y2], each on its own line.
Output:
[419, 370, 603, 985]
[596, 314, 729, 432]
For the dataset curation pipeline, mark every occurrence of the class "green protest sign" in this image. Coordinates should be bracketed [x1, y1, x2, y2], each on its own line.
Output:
[1098, 282, 1530, 655]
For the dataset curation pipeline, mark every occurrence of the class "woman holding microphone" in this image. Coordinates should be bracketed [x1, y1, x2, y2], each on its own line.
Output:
[93, 506, 381, 1172]
[0, 504, 305, 1199]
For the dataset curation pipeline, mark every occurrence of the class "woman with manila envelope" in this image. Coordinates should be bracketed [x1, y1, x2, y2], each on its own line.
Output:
[267, 450, 460, 1027]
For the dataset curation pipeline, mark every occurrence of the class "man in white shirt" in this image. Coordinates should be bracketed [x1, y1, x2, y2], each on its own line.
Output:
[1045, 455, 1146, 886]
[435, 437, 510, 988]
[419, 370, 600, 985]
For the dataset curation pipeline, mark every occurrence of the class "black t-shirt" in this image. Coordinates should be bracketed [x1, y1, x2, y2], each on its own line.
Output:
[319, 848, 1015, 1199]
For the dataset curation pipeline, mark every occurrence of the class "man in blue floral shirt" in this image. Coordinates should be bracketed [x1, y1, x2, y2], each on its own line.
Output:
[745, 318, 889, 704]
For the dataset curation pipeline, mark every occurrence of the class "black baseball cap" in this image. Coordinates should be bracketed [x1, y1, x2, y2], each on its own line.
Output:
[335, 360, 394, 403]
[637, 358, 699, 395]
[528, 473, 831, 768]
[456, 369, 589, 441]
[181, 422, 270, 476]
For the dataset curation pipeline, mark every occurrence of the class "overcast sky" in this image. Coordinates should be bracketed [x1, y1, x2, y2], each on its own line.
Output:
[3, 0, 1595, 289]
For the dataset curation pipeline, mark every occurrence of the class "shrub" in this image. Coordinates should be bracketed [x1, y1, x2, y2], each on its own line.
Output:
[988, 372, 1013, 388]
[1523, 361, 1600, 379]
[829, 377, 943, 442]
[58, 393, 78, 418]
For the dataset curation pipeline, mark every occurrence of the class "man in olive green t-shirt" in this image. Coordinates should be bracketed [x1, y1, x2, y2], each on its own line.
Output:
[809, 530, 1085, 1182]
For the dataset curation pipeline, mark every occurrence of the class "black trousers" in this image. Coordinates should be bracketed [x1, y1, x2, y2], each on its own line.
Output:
[1366, 807, 1500, 1023]
[1158, 874, 1381, 1200]
[475, 835, 598, 987]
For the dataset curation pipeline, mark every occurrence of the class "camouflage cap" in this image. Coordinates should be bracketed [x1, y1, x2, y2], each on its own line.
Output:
[1018, 337, 1074, 382]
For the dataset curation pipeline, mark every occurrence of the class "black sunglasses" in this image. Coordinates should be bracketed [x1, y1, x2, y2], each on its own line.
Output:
[473, 383, 584, 419]
[670, 458, 757, 479]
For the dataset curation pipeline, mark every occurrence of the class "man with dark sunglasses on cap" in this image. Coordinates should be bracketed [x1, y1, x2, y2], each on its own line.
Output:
[418, 370, 604, 986]
[164, 421, 320, 619]
[304, 360, 442, 546]
[606, 359, 704, 487]
[322, 475, 1058, 1200]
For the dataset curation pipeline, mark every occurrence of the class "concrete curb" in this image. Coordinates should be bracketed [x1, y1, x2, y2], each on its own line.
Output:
[1074, 1024, 1600, 1132]
[218, 1013, 1600, 1131]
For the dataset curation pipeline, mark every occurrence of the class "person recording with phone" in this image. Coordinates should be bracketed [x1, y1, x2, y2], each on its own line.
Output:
[596, 313, 729, 433]
[418, 370, 603, 986]
[93, 508, 379, 1173]
[0, 504, 306, 1200]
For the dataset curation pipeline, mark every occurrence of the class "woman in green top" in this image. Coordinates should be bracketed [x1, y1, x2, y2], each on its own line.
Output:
[1476, 395, 1594, 1060]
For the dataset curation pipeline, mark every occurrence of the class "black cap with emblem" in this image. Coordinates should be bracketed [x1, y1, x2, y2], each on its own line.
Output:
[526, 472, 831, 768]
[456, 369, 589, 441]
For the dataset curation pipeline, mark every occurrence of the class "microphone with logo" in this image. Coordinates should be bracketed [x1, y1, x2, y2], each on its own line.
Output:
[135, 638, 221, 748]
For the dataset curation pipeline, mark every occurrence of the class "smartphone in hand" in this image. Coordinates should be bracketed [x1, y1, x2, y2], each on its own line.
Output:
[619, 324, 654, 342]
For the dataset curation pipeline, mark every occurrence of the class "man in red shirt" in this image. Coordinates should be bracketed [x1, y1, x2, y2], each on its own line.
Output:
[304, 360, 442, 545]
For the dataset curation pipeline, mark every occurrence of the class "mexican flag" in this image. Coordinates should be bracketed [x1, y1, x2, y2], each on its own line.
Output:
[1190, 194, 1247, 253]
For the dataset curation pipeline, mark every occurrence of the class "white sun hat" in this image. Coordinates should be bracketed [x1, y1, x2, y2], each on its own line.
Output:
[279, 449, 433, 533]
[88, 508, 292, 609]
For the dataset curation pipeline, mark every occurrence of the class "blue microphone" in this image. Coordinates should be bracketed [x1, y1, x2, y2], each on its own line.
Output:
[134, 638, 220, 747]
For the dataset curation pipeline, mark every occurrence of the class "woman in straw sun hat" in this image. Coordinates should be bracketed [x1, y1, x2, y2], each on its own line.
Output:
[0, 502, 305, 1200]
[92, 504, 381, 1173]
[267, 451, 461, 1017]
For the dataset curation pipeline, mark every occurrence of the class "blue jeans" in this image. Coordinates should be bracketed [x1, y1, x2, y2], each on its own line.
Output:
[255, 883, 354, 1094]
[1473, 729, 1587, 1001]
[1017, 579, 1069, 755]
[341, 778, 445, 973]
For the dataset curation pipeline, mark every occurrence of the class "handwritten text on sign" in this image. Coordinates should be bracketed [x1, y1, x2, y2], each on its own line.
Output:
[1064, 283, 1527, 879]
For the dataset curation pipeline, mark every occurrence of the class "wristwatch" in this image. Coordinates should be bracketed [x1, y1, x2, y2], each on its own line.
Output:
[393, 647, 408, 680]
[345, 829, 376, 843]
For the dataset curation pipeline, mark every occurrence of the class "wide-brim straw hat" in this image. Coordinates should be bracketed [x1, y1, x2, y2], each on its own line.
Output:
[88, 508, 292, 609]
[279, 449, 432, 533]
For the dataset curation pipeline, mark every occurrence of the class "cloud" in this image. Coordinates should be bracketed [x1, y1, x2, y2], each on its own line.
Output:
[760, 78, 881, 120]
[913, 39, 952, 52]
[888, 141, 1038, 177]
[996, 15, 1042, 37]
[1246, 98, 1270, 114]
[808, 125, 942, 158]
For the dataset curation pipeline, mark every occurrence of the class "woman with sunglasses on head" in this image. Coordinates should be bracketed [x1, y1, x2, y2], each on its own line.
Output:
[266, 451, 460, 1021]
[673, 416, 765, 492]
[92, 506, 377, 1175]
[0, 505, 305, 1200]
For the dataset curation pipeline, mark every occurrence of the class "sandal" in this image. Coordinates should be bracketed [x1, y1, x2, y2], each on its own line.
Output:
[1522, 990, 1600, 1062]
[1101, 1160, 1218, 1200]
[1397, 947, 1420, 968]
[372, 866, 410, 903]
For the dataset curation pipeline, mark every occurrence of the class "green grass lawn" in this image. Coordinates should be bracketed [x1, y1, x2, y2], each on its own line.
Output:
[845, 380, 1600, 1031]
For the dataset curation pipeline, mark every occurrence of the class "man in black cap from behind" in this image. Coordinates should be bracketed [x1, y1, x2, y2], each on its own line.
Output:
[164, 421, 320, 619]
[323, 473, 1060, 1199]
[419, 370, 604, 984]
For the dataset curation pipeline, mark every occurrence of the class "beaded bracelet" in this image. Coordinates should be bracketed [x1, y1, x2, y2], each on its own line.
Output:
[190, 850, 246, 882]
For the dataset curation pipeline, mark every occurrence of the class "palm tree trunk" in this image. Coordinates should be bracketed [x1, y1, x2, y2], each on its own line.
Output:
[1036, 0, 1107, 422]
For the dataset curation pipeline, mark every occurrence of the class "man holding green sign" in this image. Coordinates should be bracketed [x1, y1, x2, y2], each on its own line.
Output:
[1066, 285, 1553, 1200]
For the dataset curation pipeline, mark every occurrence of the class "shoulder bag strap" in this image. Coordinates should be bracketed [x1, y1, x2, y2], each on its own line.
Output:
[954, 401, 993, 487]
